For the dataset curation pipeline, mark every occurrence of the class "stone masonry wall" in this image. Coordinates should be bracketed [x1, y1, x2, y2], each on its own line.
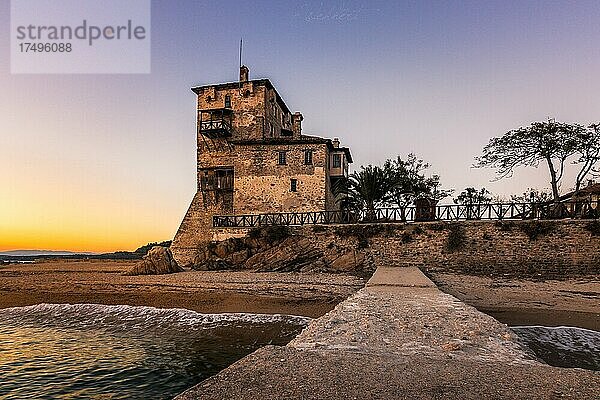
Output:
[324, 177, 339, 211]
[196, 82, 296, 141]
[313, 220, 600, 278]
[197, 83, 268, 141]
[171, 192, 214, 264]
[234, 143, 328, 214]
[187, 220, 600, 279]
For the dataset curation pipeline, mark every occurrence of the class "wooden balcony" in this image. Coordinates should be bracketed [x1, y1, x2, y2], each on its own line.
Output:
[199, 108, 233, 138]
[200, 168, 234, 191]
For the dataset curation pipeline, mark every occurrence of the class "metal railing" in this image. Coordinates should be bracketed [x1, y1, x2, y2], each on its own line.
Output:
[212, 200, 600, 228]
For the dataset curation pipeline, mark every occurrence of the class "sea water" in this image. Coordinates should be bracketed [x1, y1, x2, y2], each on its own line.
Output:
[511, 325, 600, 370]
[0, 305, 598, 399]
[0, 304, 311, 399]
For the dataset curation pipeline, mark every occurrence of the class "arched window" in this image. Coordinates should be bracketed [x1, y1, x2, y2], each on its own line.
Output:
[224, 95, 231, 108]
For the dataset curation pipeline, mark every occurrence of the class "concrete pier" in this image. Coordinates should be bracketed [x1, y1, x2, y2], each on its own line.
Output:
[175, 267, 600, 399]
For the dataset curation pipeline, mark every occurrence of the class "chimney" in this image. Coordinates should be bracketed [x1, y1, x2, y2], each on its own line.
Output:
[240, 65, 249, 82]
[332, 138, 340, 148]
[292, 112, 303, 136]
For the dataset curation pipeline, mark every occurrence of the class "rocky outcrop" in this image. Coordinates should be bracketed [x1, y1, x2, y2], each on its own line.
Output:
[191, 226, 371, 275]
[125, 246, 184, 276]
[244, 237, 325, 272]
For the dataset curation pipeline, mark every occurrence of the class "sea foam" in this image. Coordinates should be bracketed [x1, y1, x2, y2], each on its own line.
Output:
[0, 303, 312, 333]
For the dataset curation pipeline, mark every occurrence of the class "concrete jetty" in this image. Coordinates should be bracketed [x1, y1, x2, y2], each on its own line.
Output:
[176, 267, 600, 399]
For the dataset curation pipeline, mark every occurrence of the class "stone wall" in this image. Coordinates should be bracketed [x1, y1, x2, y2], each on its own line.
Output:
[182, 220, 600, 279]
[345, 220, 600, 278]
[195, 81, 297, 141]
[234, 143, 328, 214]
[196, 83, 268, 141]
[170, 193, 224, 265]
[324, 179, 338, 211]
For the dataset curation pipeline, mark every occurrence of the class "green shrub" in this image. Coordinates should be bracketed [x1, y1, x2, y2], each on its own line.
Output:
[518, 221, 557, 240]
[333, 224, 400, 239]
[584, 220, 600, 236]
[357, 237, 370, 249]
[134, 240, 172, 254]
[412, 225, 425, 235]
[494, 221, 514, 232]
[206, 241, 217, 252]
[401, 231, 414, 244]
[333, 225, 364, 238]
[248, 225, 290, 241]
[426, 222, 448, 232]
[231, 237, 247, 251]
[445, 224, 467, 252]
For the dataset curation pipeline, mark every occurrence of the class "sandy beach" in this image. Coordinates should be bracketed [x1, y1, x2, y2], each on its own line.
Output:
[427, 271, 600, 331]
[0, 260, 364, 318]
[0, 260, 598, 329]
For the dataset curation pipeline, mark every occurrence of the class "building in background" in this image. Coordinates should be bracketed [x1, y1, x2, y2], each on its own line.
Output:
[171, 66, 352, 264]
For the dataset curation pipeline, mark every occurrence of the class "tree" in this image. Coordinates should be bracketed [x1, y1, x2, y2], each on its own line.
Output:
[453, 187, 492, 220]
[510, 188, 553, 203]
[345, 165, 392, 220]
[454, 187, 492, 205]
[475, 120, 585, 201]
[383, 154, 452, 220]
[134, 240, 172, 255]
[340, 155, 451, 221]
[574, 123, 600, 192]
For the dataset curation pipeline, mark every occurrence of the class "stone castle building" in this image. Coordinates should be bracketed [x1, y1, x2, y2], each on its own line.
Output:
[171, 66, 352, 263]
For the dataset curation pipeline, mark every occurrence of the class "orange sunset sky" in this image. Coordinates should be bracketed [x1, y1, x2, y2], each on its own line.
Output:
[2, 1, 600, 252]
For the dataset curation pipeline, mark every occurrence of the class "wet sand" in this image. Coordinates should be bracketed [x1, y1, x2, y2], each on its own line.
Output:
[0, 260, 364, 318]
[1, 260, 598, 329]
[426, 271, 600, 331]
[176, 267, 600, 400]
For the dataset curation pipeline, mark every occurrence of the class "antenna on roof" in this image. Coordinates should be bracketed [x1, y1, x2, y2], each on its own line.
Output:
[238, 38, 243, 92]
[239, 38, 243, 70]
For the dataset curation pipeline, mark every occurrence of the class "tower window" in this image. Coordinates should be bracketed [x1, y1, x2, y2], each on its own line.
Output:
[333, 154, 342, 168]
[290, 178, 297, 192]
[278, 151, 287, 165]
[304, 150, 313, 165]
[224, 94, 231, 108]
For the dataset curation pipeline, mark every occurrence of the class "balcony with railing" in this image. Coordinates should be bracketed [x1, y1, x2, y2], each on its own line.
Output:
[200, 168, 234, 191]
[198, 108, 233, 138]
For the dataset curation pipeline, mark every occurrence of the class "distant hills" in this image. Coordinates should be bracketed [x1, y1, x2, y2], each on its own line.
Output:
[0, 250, 97, 257]
[0, 241, 172, 261]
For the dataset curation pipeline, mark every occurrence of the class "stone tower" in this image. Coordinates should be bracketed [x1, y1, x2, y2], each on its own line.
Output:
[171, 67, 352, 264]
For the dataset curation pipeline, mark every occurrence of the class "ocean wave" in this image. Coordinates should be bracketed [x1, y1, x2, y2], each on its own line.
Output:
[512, 325, 600, 353]
[0, 303, 312, 333]
[0, 304, 311, 399]
[511, 325, 600, 370]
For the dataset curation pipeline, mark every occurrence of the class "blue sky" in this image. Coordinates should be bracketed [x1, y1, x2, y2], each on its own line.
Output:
[1, 0, 600, 250]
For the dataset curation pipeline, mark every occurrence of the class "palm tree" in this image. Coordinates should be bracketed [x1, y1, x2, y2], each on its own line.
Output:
[345, 165, 392, 221]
